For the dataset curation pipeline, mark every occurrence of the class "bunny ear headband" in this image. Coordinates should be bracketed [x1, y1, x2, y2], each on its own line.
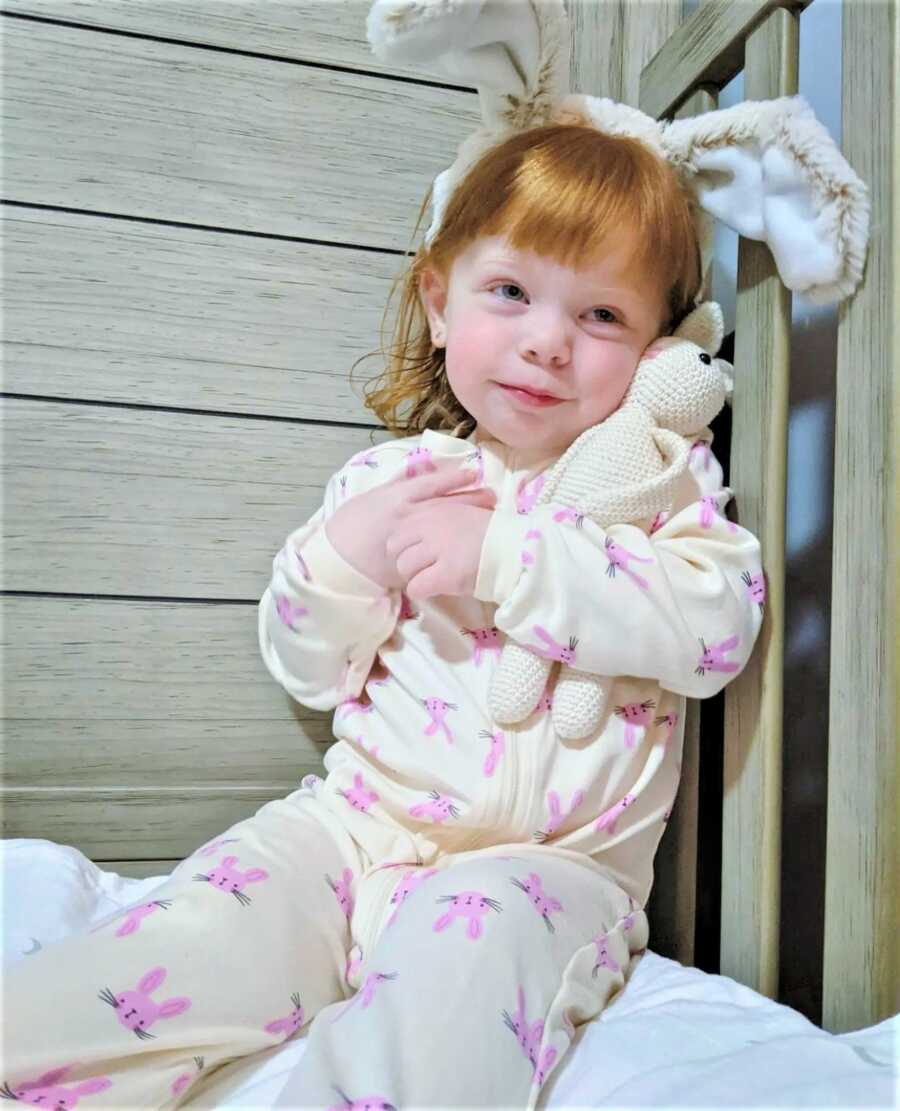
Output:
[367, 0, 870, 307]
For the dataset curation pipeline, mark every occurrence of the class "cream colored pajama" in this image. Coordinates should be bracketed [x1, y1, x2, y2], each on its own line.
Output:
[2, 424, 763, 1110]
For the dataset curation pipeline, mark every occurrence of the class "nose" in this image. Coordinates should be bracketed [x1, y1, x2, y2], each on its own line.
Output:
[518, 310, 572, 367]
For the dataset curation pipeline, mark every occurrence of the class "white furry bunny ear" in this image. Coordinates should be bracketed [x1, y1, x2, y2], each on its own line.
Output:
[367, 0, 570, 246]
[661, 97, 870, 305]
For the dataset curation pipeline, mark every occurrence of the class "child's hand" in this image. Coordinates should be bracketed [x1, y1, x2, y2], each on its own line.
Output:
[385, 498, 496, 600]
[324, 460, 495, 591]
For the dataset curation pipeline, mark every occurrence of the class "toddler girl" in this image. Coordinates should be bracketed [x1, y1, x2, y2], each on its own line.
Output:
[3, 124, 763, 1111]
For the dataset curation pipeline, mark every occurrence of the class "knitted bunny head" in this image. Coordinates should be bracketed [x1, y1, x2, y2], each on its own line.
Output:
[625, 301, 733, 436]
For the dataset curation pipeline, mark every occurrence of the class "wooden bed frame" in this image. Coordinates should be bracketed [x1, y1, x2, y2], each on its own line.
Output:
[2, 0, 896, 1036]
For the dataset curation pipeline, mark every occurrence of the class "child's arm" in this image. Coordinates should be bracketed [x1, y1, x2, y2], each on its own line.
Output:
[258, 451, 401, 712]
[473, 443, 764, 700]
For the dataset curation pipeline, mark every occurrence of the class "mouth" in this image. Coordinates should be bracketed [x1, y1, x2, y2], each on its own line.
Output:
[498, 383, 565, 407]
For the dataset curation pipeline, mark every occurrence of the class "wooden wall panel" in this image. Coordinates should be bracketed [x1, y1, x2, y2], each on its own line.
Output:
[2, 18, 477, 250]
[2, 209, 404, 422]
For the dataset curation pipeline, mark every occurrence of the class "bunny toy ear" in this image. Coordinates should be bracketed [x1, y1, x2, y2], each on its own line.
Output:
[661, 97, 870, 305]
[674, 301, 725, 356]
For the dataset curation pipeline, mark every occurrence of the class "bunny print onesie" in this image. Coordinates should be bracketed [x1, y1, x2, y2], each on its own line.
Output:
[3, 424, 763, 1111]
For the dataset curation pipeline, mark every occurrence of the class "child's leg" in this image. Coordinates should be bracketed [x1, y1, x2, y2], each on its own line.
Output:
[272, 846, 648, 1110]
[2, 788, 369, 1110]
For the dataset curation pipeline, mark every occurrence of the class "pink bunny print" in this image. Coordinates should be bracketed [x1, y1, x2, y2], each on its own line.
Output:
[509, 873, 563, 933]
[330, 971, 398, 1024]
[501, 987, 559, 1088]
[654, 710, 680, 749]
[533, 789, 584, 843]
[479, 728, 506, 777]
[98, 966, 190, 1040]
[594, 794, 636, 835]
[339, 696, 376, 720]
[193, 836, 240, 858]
[399, 592, 418, 621]
[649, 509, 670, 534]
[422, 697, 457, 744]
[329, 1087, 395, 1111]
[699, 493, 738, 531]
[526, 626, 578, 665]
[275, 594, 309, 632]
[742, 568, 767, 611]
[293, 548, 311, 581]
[387, 867, 439, 927]
[516, 474, 545, 514]
[110, 898, 173, 937]
[405, 446, 437, 477]
[603, 537, 654, 590]
[171, 1056, 204, 1099]
[325, 868, 355, 919]
[192, 855, 270, 906]
[264, 992, 305, 1040]
[408, 790, 461, 824]
[465, 446, 485, 484]
[591, 933, 621, 978]
[694, 634, 741, 677]
[433, 891, 503, 939]
[521, 527, 542, 566]
[614, 699, 656, 749]
[337, 772, 379, 814]
[461, 625, 503, 666]
[552, 506, 582, 527]
[349, 449, 379, 470]
[690, 439, 712, 469]
[1, 1067, 111, 1108]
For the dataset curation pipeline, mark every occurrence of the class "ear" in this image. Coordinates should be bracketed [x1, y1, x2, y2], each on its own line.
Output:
[661, 97, 870, 305]
[418, 267, 449, 348]
[674, 301, 725, 355]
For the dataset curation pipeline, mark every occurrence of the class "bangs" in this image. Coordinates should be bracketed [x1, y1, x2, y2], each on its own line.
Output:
[433, 124, 701, 327]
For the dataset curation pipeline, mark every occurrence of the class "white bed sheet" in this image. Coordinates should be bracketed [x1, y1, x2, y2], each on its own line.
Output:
[3, 838, 897, 1109]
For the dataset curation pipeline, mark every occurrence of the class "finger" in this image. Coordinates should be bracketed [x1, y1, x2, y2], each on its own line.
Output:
[402, 463, 479, 503]
[395, 543, 433, 586]
[442, 487, 496, 507]
[405, 560, 442, 601]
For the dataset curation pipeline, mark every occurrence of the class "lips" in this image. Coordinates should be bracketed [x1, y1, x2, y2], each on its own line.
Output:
[499, 383, 561, 400]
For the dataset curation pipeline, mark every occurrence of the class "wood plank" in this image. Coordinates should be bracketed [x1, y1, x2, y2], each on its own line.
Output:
[640, 0, 811, 119]
[823, 0, 899, 1035]
[644, 83, 718, 965]
[1, 788, 301, 860]
[3, 1, 443, 84]
[2, 399, 391, 597]
[2, 19, 477, 250]
[1, 595, 335, 787]
[2, 208, 405, 422]
[719, 7, 795, 1000]
[569, 0, 682, 106]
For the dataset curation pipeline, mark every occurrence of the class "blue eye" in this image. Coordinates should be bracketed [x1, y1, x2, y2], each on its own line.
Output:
[492, 282, 526, 302]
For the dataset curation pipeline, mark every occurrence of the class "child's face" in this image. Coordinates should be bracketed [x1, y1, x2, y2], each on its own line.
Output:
[419, 232, 669, 458]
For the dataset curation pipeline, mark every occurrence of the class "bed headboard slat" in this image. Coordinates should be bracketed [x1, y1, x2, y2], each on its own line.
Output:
[823, 0, 899, 1034]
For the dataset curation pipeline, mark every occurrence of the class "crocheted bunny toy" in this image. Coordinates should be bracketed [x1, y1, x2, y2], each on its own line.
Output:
[487, 300, 732, 741]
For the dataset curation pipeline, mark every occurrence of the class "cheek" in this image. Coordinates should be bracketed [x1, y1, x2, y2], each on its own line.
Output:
[444, 315, 498, 392]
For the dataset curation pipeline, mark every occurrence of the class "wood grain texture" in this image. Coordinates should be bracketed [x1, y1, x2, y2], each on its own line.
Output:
[2, 788, 301, 859]
[2, 208, 405, 423]
[644, 82, 718, 966]
[823, 0, 899, 1034]
[2, 18, 477, 251]
[2, 398, 389, 597]
[570, 0, 682, 106]
[3, 0, 444, 84]
[640, 0, 811, 118]
[718, 4, 795, 1003]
